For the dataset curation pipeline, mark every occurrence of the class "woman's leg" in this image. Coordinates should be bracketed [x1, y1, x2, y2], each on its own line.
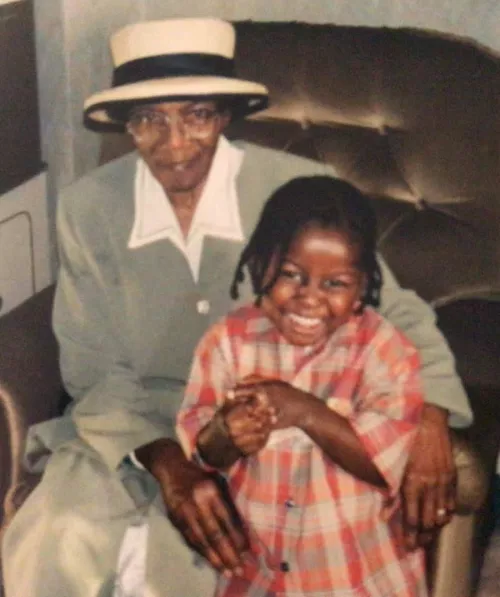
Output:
[3, 441, 142, 597]
[2, 438, 217, 597]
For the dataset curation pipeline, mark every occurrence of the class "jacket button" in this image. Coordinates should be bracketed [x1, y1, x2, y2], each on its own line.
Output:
[279, 561, 290, 572]
[196, 299, 210, 314]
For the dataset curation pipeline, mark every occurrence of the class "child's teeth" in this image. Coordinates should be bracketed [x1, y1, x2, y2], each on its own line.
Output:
[290, 314, 321, 327]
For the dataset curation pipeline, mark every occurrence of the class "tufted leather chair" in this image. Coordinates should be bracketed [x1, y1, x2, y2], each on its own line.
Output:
[1, 20, 500, 597]
[227, 22, 500, 595]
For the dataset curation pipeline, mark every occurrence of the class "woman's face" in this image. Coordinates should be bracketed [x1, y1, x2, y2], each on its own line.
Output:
[129, 100, 230, 198]
[261, 226, 366, 347]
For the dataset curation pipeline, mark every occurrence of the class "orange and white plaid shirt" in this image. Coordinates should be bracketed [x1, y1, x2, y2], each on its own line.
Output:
[177, 305, 427, 597]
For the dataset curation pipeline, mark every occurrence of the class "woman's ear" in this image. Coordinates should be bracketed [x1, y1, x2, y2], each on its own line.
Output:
[219, 109, 232, 131]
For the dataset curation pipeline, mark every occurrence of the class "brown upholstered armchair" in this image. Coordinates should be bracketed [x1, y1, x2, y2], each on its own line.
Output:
[1, 21, 500, 597]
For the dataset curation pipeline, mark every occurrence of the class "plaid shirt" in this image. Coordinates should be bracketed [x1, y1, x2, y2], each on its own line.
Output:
[177, 305, 427, 597]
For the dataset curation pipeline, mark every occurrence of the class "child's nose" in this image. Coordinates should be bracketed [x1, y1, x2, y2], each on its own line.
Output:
[297, 280, 322, 304]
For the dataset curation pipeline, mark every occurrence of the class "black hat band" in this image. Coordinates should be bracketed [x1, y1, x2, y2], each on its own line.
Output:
[112, 53, 235, 87]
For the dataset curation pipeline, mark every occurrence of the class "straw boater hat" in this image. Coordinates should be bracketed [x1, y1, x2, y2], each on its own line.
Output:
[83, 18, 269, 132]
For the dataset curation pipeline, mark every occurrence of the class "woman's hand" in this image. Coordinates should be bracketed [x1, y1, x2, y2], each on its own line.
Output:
[135, 438, 249, 577]
[399, 405, 456, 549]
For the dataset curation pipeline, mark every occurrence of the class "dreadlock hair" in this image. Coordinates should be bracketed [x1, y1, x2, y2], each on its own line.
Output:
[230, 175, 382, 310]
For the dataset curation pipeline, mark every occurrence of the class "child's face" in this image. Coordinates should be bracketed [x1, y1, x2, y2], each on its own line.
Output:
[261, 226, 366, 347]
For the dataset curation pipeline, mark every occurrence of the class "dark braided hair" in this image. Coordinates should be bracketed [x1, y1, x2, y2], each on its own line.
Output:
[230, 176, 382, 309]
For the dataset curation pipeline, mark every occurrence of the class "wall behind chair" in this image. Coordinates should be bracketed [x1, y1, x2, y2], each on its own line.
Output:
[35, 0, 500, 215]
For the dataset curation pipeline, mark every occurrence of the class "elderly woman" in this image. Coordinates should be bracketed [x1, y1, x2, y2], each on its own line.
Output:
[2, 17, 471, 597]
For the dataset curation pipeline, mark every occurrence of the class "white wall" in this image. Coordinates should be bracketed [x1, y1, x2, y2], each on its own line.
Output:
[35, 0, 500, 193]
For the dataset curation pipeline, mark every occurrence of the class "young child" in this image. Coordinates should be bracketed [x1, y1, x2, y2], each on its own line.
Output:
[176, 176, 427, 597]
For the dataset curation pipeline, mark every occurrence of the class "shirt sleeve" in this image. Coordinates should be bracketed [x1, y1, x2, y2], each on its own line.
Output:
[376, 255, 473, 428]
[348, 322, 424, 497]
[52, 188, 180, 471]
[176, 321, 235, 461]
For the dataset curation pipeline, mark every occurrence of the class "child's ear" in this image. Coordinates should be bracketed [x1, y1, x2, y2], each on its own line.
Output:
[361, 273, 368, 297]
[353, 299, 364, 314]
[354, 275, 368, 314]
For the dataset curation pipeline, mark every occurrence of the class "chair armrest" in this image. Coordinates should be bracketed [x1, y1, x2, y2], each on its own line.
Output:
[453, 430, 490, 514]
[0, 285, 64, 527]
[452, 384, 500, 515]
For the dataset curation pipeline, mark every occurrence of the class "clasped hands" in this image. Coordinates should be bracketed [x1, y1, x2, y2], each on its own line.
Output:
[216, 375, 308, 457]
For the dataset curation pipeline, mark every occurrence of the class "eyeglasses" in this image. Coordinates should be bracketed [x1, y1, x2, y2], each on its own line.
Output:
[126, 107, 221, 143]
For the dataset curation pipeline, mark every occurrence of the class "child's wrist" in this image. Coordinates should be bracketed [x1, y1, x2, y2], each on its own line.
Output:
[196, 411, 242, 469]
[298, 394, 328, 432]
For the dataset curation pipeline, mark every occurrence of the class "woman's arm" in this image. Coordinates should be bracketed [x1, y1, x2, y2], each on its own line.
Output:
[376, 257, 472, 428]
[376, 257, 470, 546]
[53, 184, 176, 470]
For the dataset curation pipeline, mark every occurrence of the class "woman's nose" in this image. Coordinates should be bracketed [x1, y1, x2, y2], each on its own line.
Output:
[164, 119, 188, 150]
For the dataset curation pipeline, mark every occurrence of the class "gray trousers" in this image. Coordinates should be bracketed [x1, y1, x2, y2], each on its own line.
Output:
[2, 439, 216, 597]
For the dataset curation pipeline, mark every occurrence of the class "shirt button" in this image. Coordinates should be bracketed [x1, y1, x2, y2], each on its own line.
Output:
[279, 561, 290, 572]
[196, 299, 210, 315]
[285, 498, 295, 509]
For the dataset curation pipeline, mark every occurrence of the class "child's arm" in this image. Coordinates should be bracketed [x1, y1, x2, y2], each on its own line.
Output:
[176, 321, 233, 465]
[233, 379, 388, 487]
[177, 319, 275, 471]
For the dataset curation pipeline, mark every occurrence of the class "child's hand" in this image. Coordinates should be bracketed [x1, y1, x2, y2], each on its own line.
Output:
[232, 376, 315, 430]
[220, 391, 275, 455]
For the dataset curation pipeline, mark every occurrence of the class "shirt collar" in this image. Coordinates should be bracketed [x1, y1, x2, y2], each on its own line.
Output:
[128, 136, 245, 250]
